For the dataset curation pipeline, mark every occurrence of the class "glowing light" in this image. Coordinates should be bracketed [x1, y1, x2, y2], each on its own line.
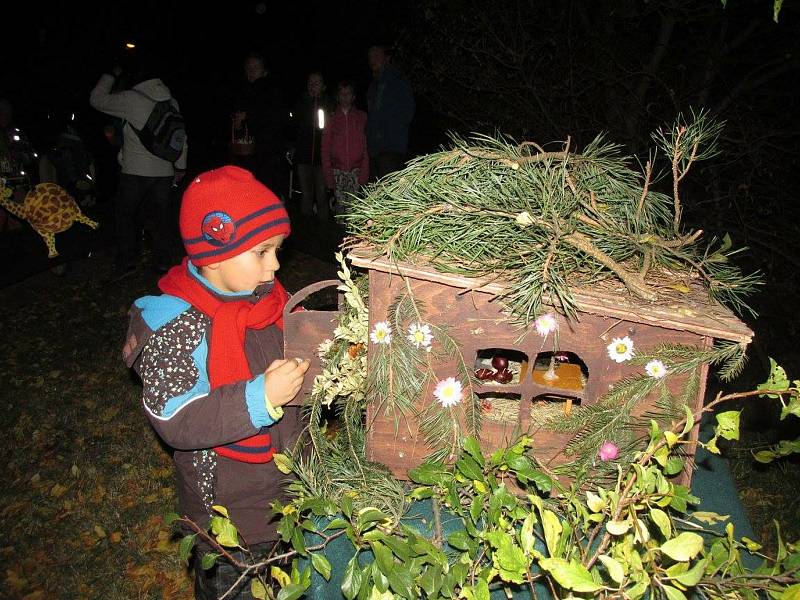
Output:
[125, 42, 136, 49]
[317, 108, 325, 129]
[12, 135, 20, 141]
[288, 111, 293, 118]
[70, 113, 75, 121]
[20, 170, 26, 176]
[33, 152, 38, 158]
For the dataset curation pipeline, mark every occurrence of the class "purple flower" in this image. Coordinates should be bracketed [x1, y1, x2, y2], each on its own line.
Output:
[599, 442, 619, 462]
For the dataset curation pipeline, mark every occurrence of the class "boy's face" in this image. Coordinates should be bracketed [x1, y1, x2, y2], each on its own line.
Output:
[203, 234, 284, 294]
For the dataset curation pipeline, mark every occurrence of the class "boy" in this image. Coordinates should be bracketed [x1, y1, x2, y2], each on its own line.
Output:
[122, 165, 310, 599]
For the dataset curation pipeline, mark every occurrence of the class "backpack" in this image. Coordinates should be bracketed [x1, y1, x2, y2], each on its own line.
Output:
[130, 90, 186, 162]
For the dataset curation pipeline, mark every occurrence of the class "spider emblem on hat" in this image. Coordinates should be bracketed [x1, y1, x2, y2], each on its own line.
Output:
[201, 211, 235, 246]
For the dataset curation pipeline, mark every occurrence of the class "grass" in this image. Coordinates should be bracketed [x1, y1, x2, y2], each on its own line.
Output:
[0, 247, 337, 599]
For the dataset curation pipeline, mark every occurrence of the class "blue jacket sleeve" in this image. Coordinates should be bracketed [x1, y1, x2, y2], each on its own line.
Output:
[128, 298, 281, 451]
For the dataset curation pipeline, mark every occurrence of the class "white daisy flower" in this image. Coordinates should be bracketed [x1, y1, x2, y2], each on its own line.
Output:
[607, 336, 634, 363]
[369, 321, 392, 345]
[534, 312, 558, 337]
[317, 338, 333, 358]
[407, 323, 433, 350]
[433, 377, 463, 408]
[645, 359, 668, 379]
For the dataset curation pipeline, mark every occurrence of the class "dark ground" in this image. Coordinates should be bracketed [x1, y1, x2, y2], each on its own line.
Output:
[0, 194, 798, 598]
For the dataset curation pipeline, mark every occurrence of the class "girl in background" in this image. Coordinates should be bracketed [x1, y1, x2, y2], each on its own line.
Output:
[321, 80, 368, 215]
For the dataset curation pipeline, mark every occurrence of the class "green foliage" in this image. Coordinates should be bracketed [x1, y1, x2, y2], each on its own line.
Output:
[722, 0, 785, 22]
[544, 341, 748, 484]
[752, 358, 800, 464]
[344, 115, 760, 326]
[189, 362, 800, 599]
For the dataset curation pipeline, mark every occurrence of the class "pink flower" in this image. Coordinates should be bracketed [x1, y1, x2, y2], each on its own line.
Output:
[598, 441, 619, 462]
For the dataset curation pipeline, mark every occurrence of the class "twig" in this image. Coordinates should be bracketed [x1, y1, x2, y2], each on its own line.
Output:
[177, 517, 249, 570]
[518, 141, 547, 155]
[461, 146, 570, 168]
[671, 128, 699, 232]
[645, 229, 704, 249]
[176, 517, 348, 572]
[432, 496, 444, 549]
[542, 236, 559, 285]
[563, 232, 657, 300]
[525, 564, 540, 599]
[672, 126, 685, 232]
[636, 160, 653, 221]
[584, 386, 795, 569]
[640, 248, 652, 279]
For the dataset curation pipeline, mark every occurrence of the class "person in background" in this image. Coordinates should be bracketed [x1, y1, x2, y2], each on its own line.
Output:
[38, 110, 96, 207]
[321, 80, 368, 215]
[89, 59, 187, 275]
[0, 97, 38, 231]
[366, 45, 415, 180]
[232, 53, 289, 195]
[292, 71, 332, 219]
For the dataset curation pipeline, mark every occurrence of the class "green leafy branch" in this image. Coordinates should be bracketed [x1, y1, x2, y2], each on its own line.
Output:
[175, 361, 800, 599]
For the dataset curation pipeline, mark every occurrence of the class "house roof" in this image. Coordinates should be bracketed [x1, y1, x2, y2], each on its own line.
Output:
[349, 248, 753, 345]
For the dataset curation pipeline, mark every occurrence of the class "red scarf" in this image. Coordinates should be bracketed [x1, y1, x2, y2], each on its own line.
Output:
[158, 257, 288, 463]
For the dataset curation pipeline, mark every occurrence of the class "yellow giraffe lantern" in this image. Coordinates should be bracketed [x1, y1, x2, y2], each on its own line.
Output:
[0, 181, 99, 258]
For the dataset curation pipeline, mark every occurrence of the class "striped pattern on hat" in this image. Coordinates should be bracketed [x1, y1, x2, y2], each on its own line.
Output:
[179, 166, 290, 266]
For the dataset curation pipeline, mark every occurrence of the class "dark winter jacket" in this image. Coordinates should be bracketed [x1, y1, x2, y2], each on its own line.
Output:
[123, 263, 302, 544]
[235, 76, 289, 157]
[366, 64, 415, 156]
[291, 94, 333, 166]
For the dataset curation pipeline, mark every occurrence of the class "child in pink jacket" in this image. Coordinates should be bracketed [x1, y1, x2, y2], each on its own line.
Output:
[321, 80, 369, 214]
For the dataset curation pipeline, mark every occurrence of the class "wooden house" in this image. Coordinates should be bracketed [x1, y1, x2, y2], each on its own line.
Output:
[285, 248, 753, 485]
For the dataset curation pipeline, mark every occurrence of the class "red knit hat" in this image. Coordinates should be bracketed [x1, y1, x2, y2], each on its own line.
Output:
[180, 166, 290, 266]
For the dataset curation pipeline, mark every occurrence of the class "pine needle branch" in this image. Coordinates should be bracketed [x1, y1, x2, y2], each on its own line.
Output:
[346, 117, 758, 328]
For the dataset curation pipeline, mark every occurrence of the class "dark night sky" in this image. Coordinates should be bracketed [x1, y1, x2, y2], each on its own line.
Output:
[2, 1, 413, 168]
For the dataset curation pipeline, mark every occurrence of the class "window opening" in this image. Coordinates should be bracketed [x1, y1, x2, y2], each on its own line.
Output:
[531, 351, 588, 394]
[530, 393, 582, 420]
[474, 348, 529, 385]
[477, 392, 522, 422]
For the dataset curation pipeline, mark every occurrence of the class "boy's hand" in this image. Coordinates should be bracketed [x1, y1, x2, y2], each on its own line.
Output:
[264, 358, 310, 408]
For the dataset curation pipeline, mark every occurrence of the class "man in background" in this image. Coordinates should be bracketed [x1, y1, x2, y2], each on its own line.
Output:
[366, 45, 415, 180]
[90, 58, 187, 275]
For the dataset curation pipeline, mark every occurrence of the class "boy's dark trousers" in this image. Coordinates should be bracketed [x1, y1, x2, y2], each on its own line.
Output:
[193, 542, 274, 600]
[114, 173, 175, 270]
